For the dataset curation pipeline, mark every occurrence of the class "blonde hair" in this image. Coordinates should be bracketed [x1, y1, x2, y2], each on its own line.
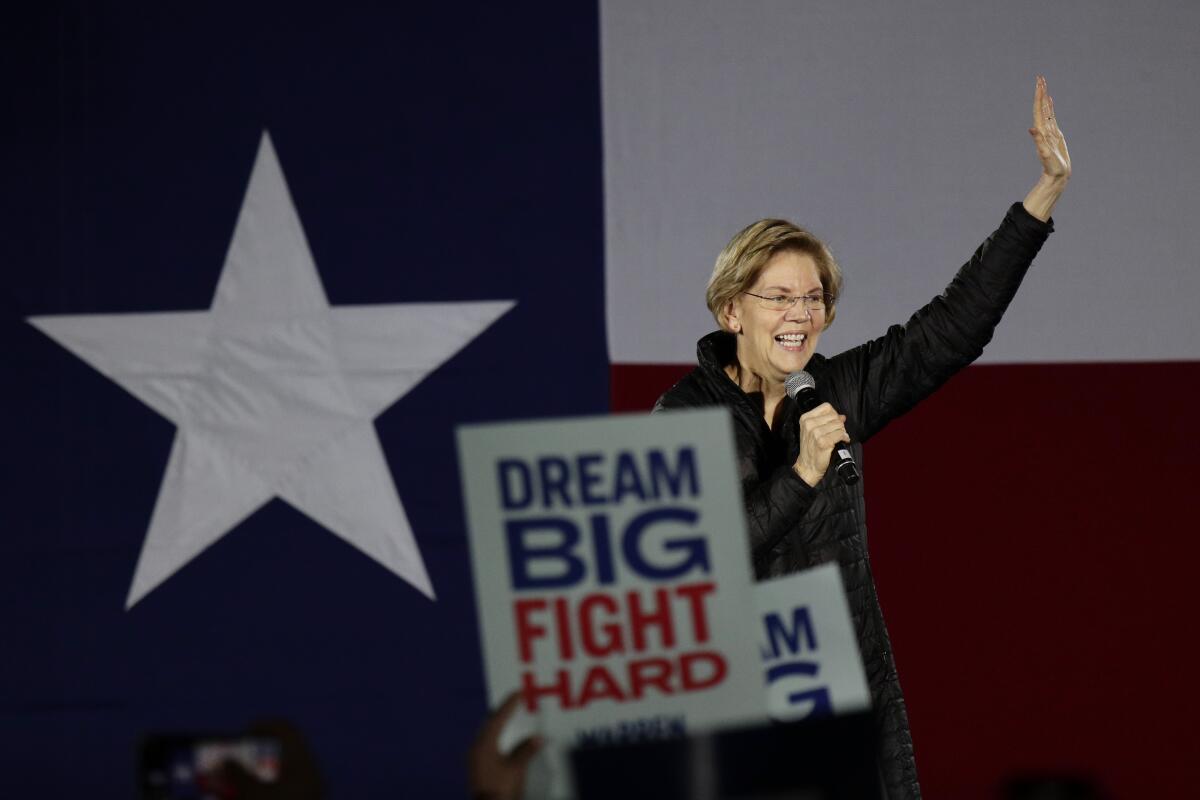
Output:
[705, 219, 843, 331]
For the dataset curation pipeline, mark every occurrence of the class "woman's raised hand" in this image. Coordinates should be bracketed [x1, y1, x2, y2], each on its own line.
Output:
[1022, 75, 1070, 221]
[1029, 75, 1071, 181]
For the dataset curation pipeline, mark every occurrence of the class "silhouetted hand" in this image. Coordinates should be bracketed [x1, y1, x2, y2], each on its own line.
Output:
[467, 692, 543, 800]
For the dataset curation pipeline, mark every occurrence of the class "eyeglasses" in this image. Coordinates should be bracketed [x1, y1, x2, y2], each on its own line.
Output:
[742, 291, 834, 313]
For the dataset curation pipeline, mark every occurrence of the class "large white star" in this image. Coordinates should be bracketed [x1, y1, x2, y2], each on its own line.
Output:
[29, 132, 513, 608]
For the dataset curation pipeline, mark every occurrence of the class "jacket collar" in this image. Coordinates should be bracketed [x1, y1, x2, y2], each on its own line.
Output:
[695, 331, 745, 401]
[696, 330, 736, 372]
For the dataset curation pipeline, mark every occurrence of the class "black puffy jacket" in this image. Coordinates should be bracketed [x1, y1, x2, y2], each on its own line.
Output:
[654, 203, 1053, 800]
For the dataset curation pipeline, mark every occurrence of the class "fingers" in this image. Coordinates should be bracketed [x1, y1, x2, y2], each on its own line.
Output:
[1032, 75, 1059, 132]
[496, 690, 524, 720]
[1035, 76, 1062, 132]
[818, 416, 851, 444]
[1032, 74, 1044, 129]
[508, 735, 544, 770]
[799, 403, 847, 428]
[1045, 95, 1060, 137]
[478, 690, 523, 743]
[1047, 93, 1067, 149]
[799, 404, 850, 445]
[794, 405, 849, 486]
[809, 420, 850, 451]
[798, 402, 837, 422]
[1028, 75, 1069, 174]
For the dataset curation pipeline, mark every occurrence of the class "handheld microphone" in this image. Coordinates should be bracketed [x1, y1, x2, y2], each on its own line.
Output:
[785, 371, 860, 486]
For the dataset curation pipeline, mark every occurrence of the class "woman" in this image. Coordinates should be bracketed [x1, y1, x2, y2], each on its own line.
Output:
[654, 77, 1070, 799]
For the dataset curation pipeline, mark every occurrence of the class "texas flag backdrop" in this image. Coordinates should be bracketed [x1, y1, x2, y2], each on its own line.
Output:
[5, 2, 1200, 798]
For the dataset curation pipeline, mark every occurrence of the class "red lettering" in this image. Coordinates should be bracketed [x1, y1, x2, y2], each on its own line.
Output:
[675, 582, 715, 643]
[627, 657, 674, 699]
[514, 599, 547, 663]
[553, 596, 574, 660]
[579, 593, 624, 657]
[679, 650, 727, 692]
[516, 650, 725, 711]
[628, 588, 674, 651]
[577, 664, 628, 706]
[521, 669, 573, 711]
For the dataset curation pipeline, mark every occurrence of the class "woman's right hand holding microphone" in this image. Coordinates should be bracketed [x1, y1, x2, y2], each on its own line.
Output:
[793, 402, 850, 487]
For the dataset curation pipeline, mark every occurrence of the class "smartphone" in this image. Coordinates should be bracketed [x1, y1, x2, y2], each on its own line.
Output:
[139, 733, 281, 800]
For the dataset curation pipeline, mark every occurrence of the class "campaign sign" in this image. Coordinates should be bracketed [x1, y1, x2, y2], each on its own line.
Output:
[457, 409, 765, 797]
[754, 564, 871, 722]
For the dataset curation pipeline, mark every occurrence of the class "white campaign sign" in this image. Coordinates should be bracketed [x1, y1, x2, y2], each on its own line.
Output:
[754, 564, 871, 721]
[457, 409, 766, 798]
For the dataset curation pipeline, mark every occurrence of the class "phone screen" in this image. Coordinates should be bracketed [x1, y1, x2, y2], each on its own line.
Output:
[139, 734, 281, 800]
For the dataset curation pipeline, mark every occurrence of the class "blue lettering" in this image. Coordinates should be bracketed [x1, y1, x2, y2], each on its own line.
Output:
[538, 457, 572, 508]
[647, 447, 699, 499]
[785, 687, 832, 718]
[590, 513, 616, 585]
[498, 459, 532, 510]
[622, 508, 710, 580]
[761, 608, 818, 660]
[577, 453, 605, 505]
[764, 661, 832, 720]
[506, 517, 585, 589]
[765, 660, 818, 682]
[574, 715, 687, 746]
[612, 451, 647, 503]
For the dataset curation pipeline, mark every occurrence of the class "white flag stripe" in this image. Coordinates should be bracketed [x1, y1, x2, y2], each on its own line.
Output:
[601, 0, 1200, 364]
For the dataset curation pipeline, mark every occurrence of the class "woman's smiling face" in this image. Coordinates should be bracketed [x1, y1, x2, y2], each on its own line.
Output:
[725, 249, 826, 386]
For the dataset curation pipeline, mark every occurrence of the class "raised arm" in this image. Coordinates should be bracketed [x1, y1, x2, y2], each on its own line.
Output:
[823, 76, 1067, 443]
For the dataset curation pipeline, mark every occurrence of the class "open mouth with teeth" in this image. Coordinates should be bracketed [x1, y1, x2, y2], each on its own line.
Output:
[774, 332, 808, 351]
